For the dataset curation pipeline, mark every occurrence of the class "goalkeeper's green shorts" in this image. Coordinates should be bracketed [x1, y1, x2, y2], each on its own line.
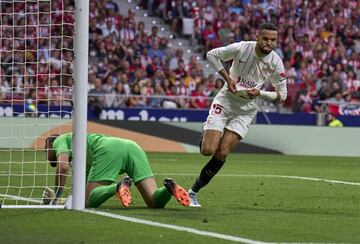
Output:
[86, 137, 154, 184]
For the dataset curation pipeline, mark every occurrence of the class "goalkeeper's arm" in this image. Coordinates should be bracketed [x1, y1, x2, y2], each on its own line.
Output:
[52, 153, 69, 204]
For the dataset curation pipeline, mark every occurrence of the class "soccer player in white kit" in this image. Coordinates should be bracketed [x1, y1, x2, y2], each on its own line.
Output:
[188, 22, 287, 207]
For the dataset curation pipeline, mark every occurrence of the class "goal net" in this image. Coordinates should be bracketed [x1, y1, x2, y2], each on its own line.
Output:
[0, 0, 83, 208]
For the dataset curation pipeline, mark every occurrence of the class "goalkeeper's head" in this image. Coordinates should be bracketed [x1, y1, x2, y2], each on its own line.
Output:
[45, 134, 60, 167]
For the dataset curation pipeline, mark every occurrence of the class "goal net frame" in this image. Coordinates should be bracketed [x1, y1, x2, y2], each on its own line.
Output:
[0, 0, 88, 210]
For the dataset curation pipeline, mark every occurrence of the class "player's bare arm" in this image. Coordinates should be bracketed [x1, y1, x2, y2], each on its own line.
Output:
[53, 153, 69, 204]
[218, 68, 236, 93]
[274, 91, 281, 102]
[206, 43, 239, 94]
[247, 88, 283, 102]
[247, 87, 284, 102]
[247, 88, 260, 99]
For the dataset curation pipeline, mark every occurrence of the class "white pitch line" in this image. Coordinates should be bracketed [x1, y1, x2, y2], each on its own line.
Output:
[154, 173, 360, 186]
[0, 194, 350, 244]
[152, 158, 179, 162]
[0, 193, 42, 203]
[82, 209, 270, 244]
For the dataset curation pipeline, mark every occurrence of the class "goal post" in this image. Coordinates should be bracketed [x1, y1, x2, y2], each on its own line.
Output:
[0, 0, 88, 209]
[72, 0, 88, 210]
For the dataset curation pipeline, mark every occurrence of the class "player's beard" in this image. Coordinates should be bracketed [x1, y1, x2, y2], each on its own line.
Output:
[260, 45, 272, 55]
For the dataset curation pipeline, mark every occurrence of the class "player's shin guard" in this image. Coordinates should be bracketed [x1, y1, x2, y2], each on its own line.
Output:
[191, 156, 225, 193]
[87, 184, 117, 208]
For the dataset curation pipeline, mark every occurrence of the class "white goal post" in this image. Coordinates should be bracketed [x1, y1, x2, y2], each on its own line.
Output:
[0, 0, 88, 209]
[72, 0, 88, 210]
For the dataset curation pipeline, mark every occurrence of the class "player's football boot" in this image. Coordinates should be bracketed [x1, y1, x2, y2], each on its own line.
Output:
[163, 178, 190, 207]
[188, 189, 201, 207]
[116, 176, 132, 207]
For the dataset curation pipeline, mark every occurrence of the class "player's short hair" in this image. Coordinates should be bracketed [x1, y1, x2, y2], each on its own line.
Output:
[45, 134, 59, 168]
[259, 22, 277, 32]
[45, 134, 60, 148]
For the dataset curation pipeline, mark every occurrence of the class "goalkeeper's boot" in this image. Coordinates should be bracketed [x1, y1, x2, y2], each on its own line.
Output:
[116, 176, 132, 207]
[188, 189, 201, 208]
[163, 178, 190, 207]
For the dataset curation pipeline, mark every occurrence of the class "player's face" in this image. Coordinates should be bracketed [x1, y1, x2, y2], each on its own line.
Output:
[256, 29, 278, 55]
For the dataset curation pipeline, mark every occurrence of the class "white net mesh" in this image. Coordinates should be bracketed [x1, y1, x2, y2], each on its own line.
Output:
[0, 0, 75, 207]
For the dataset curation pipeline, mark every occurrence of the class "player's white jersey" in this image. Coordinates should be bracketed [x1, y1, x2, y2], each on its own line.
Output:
[207, 41, 286, 112]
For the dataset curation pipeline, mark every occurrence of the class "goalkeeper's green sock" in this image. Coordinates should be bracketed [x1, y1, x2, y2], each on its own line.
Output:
[152, 187, 172, 208]
[87, 184, 117, 208]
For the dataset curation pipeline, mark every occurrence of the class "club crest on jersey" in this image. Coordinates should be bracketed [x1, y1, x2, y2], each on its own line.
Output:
[262, 63, 271, 73]
[237, 77, 257, 88]
[257, 62, 274, 79]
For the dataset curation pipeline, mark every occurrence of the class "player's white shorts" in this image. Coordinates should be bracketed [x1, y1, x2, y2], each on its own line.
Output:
[203, 91, 257, 139]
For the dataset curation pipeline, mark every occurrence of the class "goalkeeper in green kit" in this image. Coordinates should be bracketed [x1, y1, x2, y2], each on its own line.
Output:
[43, 133, 190, 208]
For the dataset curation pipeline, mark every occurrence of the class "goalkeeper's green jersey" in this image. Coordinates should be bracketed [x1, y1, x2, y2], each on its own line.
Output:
[52, 133, 153, 183]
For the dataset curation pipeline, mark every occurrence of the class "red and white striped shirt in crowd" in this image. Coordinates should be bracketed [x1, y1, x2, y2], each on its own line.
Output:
[119, 28, 135, 41]
[285, 67, 297, 85]
[38, 25, 50, 38]
[148, 35, 160, 46]
[194, 16, 207, 32]
[344, 78, 360, 92]
[105, 15, 122, 29]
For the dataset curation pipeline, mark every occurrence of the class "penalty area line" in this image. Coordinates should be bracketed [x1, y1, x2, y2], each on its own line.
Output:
[82, 209, 268, 244]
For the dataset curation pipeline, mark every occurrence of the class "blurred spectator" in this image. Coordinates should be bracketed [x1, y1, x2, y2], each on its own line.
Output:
[119, 18, 135, 41]
[89, 78, 106, 106]
[318, 79, 332, 101]
[127, 83, 145, 107]
[3, 0, 360, 115]
[148, 42, 165, 62]
[326, 113, 344, 127]
[344, 70, 360, 92]
[189, 82, 208, 109]
[148, 26, 160, 46]
[169, 48, 184, 70]
[327, 91, 345, 104]
[169, 0, 190, 34]
[210, 78, 224, 97]
[173, 59, 187, 81]
[149, 83, 165, 108]
[88, 78, 105, 117]
[217, 22, 232, 45]
[112, 82, 127, 107]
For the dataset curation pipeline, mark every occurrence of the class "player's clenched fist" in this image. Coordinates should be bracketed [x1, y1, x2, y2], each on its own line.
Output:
[247, 88, 260, 99]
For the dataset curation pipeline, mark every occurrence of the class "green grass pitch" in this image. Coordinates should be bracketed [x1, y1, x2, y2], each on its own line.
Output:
[0, 151, 359, 243]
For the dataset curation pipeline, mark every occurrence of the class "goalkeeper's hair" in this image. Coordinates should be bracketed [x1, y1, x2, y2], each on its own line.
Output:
[45, 134, 60, 147]
[45, 134, 60, 168]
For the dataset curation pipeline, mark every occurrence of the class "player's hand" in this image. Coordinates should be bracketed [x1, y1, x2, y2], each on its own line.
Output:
[42, 187, 55, 205]
[247, 88, 260, 99]
[50, 198, 59, 205]
[226, 79, 237, 93]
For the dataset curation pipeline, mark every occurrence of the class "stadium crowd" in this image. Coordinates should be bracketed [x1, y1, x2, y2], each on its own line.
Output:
[0, 0, 74, 106]
[0, 0, 359, 114]
[141, 0, 360, 112]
